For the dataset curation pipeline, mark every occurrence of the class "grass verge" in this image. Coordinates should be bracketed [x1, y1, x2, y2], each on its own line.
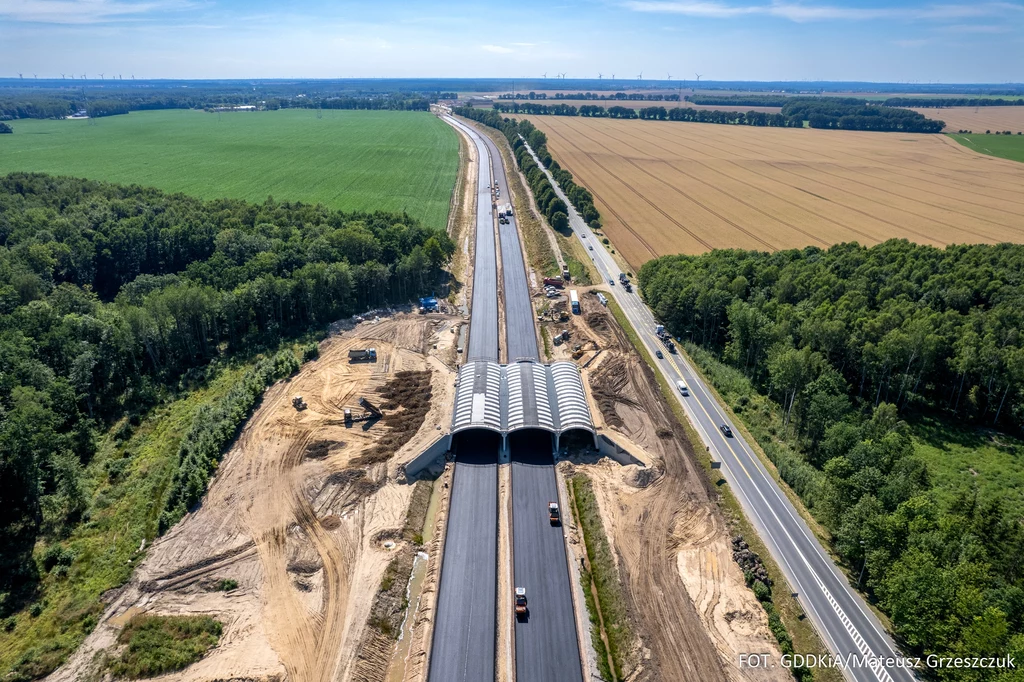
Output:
[568, 474, 631, 681]
[105, 615, 221, 680]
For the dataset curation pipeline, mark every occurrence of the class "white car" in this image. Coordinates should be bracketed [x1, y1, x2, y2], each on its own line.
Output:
[676, 380, 689, 396]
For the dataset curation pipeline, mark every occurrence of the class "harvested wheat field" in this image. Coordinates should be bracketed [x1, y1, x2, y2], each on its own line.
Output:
[529, 116, 1024, 270]
[909, 106, 1024, 134]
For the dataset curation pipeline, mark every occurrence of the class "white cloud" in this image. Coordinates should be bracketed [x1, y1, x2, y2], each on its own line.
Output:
[623, 0, 1024, 23]
[0, 0, 189, 23]
[481, 44, 514, 53]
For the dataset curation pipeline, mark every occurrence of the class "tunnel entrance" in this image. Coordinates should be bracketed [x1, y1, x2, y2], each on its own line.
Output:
[559, 428, 596, 453]
[508, 429, 555, 465]
[451, 429, 501, 464]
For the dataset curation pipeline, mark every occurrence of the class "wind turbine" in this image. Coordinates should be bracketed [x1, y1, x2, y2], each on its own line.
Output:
[637, 72, 643, 81]
[33, 74, 37, 79]
[61, 73, 65, 80]
[98, 73, 104, 80]
[131, 74, 135, 80]
[18, 73, 23, 79]
[542, 72, 547, 78]
[695, 73, 702, 84]
[612, 73, 615, 79]
[667, 73, 672, 81]
[118, 74, 122, 80]
[81, 74, 87, 79]
[598, 73, 603, 79]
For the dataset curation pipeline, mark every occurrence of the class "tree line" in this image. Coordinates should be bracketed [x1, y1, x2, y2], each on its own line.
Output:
[0, 172, 454, 615]
[455, 107, 602, 231]
[639, 241, 1024, 671]
[0, 91, 438, 120]
[884, 97, 1024, 108]
[687, 94, 792, 107]
[781, 98, 945, 132]
[497, 91, 681, 101]
[490, 101, 800, 128]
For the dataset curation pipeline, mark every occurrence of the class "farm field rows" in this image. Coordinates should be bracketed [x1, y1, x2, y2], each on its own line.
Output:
[0, 109, 459, 228]
[528, 115, 1024, 269]
[910, 106, 1024, 133]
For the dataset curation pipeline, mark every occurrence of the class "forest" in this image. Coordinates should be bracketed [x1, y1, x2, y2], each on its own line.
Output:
[456, 107, 602, 230]
[639, 241, 1024, 673]
[0, 172, 454, 617]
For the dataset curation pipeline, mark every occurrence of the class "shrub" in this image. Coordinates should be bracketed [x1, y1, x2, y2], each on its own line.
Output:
[106, 615, 222, 679]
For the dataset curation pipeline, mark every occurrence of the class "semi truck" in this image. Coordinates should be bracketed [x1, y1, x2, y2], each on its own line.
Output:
[348, 348, 377, 362]
[570, 290, 580, 315]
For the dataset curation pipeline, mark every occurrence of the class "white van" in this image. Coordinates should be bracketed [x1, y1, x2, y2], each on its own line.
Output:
[676, 380, 689, 396]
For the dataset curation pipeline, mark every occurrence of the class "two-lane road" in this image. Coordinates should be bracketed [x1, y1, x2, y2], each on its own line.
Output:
[522, 140, 914, 682]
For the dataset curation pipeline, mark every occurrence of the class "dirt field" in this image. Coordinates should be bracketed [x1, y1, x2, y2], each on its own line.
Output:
[564, 298, 785, 682]
[910, 106, 1024, 134]
[47, 314, 460, 682]
[528, 116, 1024, 270]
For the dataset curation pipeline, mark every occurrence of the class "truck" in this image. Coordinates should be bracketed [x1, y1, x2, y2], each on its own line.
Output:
[515, 587, 528, 619]
[348, 348, 377, 362]
[543, 277, 564, 288]
[619, 273, 628, 284]
[505, 204, 514, 217]
[569, 290, 580, 315]
[548, 502, 561, 525]
[596, 292, 608, 306]
[562, 267, 571, 281]
[292, 395, 307, 410]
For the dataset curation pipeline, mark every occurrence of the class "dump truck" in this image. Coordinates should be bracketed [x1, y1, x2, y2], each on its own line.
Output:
[359, 397, 383, 419]
[292, 395, 307, 410]
[543, 277, 564, 288]
[570, 290, 580, 315]
[348, 348, 377, 362]
[515, 587, 528, 619]
[548, 502, 561, 525]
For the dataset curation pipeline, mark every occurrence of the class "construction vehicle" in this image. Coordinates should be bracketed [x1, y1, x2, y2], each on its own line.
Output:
[543, 277, 564, 288]
[570, 290, 580, 314]
[515, 587, 528, 619]
[348, 348, 377, 362]
[596, 293, 608, 306]
[359, 397, 383, 419]
[292, 395, 307, 410]
[562, 267, 571, 281]
[344, 397, 383, 424]
[548, 502, 561, 525]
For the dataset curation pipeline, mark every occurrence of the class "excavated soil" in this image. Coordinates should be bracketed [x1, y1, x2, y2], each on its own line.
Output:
[46, 314, 460, 682]
[572, 304, 786, 682]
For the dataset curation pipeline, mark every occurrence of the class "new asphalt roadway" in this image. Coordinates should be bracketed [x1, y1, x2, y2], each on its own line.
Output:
[428, 116, 499, 682]
[523, 140, 915, 682]
[476, 128, 586, 682]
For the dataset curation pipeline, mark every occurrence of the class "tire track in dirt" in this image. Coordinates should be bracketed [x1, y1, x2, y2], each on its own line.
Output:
[552, 118, 779, 251]
[541, 116, 713, 254]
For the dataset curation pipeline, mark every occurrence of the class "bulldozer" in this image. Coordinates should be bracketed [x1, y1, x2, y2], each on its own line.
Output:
[292, 395, 307, 411]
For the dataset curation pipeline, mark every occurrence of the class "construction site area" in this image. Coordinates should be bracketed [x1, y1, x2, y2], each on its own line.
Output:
[44, 114, 788, 682]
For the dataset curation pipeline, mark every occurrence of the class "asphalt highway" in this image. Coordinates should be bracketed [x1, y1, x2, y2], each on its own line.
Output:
[510, 432, 585, 682]
[428, 116, 500, 682]
[427, 433, 500, 682]
[524, 140, 914, 682]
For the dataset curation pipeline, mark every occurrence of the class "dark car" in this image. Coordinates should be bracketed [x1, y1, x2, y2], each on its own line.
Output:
[720, 424, 733, 437]
[655, 349, 663, 359]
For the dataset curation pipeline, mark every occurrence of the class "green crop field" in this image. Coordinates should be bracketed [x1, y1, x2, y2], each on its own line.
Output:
[951, 132, 1024, 163]
[0, 109, 459, 228]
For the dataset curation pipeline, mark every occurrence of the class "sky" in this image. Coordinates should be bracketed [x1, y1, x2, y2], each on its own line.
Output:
[1, 0, 1022, 83]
